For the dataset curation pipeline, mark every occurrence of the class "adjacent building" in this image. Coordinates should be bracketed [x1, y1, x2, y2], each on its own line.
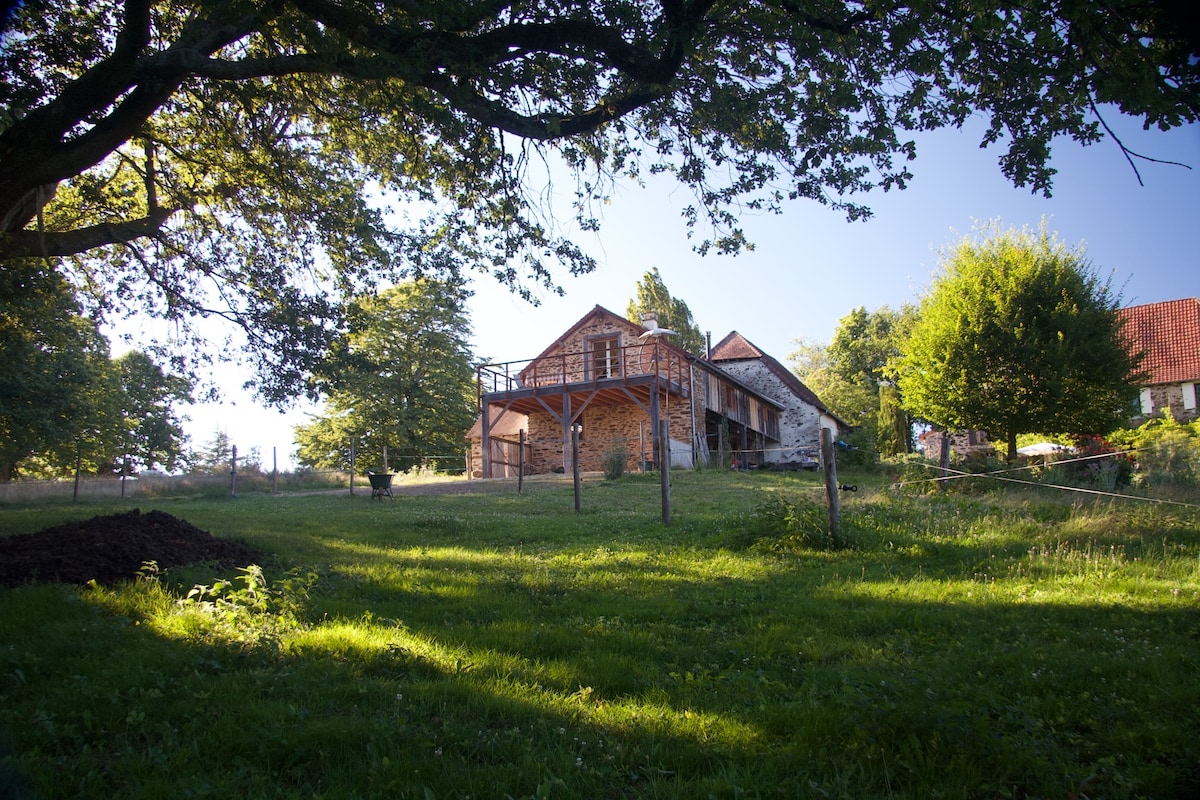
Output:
[1118, 298, 1200, 424]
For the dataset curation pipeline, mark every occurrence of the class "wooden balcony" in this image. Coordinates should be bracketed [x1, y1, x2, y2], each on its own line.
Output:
[476, 340, 690, 417]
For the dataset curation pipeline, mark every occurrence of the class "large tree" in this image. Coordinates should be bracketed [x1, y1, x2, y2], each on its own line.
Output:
[0, 260, 109, 480]
[295, 278, 477, 473]
[108, 350, 193, 473]
[790, 304, 915, 453]
[626, 267, 706, 357]
[896, 221, 1143, 462]
[2, 0, 1196, 401]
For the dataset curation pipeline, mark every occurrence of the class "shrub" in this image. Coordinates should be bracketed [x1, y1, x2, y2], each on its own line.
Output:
[1067, 434, 1134, 488]
[744, 494, 839, 551]
[1132, 417, 1200, 486]
[600, 440, 630, 481]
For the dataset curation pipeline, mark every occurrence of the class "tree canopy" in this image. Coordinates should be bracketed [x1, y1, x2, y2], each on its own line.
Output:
[0, 259, 191, 479]
[625, 267, 706, 357]
[0, 260, 108, 480]
[896, 221, 1143, 461]
[294, 278, 477, 473]
[3, 0, 1196, 401]
[790, 304, 915, 454]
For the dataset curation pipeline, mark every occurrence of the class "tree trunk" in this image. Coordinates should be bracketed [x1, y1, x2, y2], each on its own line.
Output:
[1006, 430, 1018, 463]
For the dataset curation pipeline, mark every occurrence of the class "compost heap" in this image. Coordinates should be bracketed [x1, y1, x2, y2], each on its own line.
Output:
[0, 508, 264, 588]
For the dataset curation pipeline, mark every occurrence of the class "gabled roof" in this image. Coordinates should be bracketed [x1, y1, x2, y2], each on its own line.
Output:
[709, 331, 845, 424]
[525, 305, 655, 360]
[1117, 298, 1200, 385]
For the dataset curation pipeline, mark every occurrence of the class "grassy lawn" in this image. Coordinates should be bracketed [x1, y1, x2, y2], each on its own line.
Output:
[1, 470, 1198, 799]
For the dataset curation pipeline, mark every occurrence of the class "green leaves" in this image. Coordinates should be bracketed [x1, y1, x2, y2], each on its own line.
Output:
[2, 0, 1196, 402]
[897, 220, 1143, 460]
[625, 267, 706, 357]
[295, 278, 477, 473]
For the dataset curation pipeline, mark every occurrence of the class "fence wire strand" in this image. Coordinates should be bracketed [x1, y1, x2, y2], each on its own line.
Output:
[892, 449, 1200, 509]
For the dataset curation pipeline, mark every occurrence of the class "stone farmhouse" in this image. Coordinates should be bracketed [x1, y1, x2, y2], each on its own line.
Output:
[467, 305, 845, 478]
[1118, 298, 1200, 424]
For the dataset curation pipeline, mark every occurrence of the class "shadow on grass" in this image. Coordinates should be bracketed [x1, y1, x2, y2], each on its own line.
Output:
[2, 482, 1199, 799]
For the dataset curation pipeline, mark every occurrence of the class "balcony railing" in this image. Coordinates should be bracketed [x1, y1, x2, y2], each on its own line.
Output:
[478, 340, 688, 396]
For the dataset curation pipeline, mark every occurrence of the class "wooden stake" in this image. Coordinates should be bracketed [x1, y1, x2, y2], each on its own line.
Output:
[821, 428, 840, 545]
[661, 420, 672, 525]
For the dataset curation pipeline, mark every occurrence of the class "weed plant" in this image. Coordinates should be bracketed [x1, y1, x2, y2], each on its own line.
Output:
[1, 470, 1198, 799]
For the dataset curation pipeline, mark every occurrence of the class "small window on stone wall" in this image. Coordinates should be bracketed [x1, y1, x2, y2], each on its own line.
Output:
[589, 336, 621, 379]
[1184, 382, 1197, 411]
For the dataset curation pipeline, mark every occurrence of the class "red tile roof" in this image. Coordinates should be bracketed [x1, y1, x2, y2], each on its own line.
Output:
[1117, 298, 1200, 385]
[709, 331, 763, 361]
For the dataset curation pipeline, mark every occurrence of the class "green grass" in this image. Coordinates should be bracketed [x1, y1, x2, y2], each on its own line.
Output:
[2, 471, 1199, 799]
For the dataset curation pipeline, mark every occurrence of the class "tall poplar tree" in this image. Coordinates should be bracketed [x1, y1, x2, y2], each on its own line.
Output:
[626, 268, 706, 357]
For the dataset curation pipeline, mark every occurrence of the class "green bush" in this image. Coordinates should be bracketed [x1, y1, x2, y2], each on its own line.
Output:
[744, 494, 840, 551]
[600, 440, 629, 481]
[1131, 416, 1200, 486]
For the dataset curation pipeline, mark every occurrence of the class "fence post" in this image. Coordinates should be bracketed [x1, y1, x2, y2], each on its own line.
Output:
[73, 443, 82, 502]
[272, 447, 278, 494]
[938, 431, 951, 490]
[572, 424, 582, 512]
[660, 420, 672, 525]
[230, 444, 238, 498]
[821, 428, 841, 545]
[349, 437, 356, 495]
[519, 429, 526, 494]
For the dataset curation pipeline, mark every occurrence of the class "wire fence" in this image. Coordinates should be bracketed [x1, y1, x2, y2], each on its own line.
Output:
[0, 469, 350, 504]
[890, 448, 1200, 510]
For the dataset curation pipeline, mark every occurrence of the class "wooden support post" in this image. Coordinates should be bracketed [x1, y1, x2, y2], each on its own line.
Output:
[639, 421, 646, 473]
[649, 384, 661, 470]
[519, 429, 526, 494]
[572, 424, 582, 512]
[272, 447, 278, 494]
[938, 430, 951, 490]
[481, 401, 492, 478]
[230, 445, 238, 498]
[660, 420, 672, 525]
[821, 428, 841, 545]
[562, 393, 573, 474]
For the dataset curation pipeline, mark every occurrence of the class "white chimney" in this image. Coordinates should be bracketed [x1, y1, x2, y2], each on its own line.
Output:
[641, 312, 658, 331]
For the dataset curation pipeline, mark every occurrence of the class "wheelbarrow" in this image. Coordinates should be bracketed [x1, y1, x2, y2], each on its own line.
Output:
[367, 471, 394, 500]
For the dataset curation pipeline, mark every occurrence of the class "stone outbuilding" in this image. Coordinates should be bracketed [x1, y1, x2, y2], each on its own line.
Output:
[708, 331, 847, 467]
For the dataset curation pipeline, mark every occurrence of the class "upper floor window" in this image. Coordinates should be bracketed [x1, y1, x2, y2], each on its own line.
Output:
[589, 335, 621, 379]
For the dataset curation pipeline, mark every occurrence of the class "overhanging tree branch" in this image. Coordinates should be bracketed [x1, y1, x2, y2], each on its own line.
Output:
[0, 208, 177, 258]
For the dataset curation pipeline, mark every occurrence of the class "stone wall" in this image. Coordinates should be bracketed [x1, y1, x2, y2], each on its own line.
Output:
[1133, 383, 1199, 425]
[713, 361, 821, 461]
[521, 381, 705, 474]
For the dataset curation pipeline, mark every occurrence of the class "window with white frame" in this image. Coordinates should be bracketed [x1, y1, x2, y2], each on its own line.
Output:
[1183, 382, 1197, 411]
[1139, 388, 1154, 415]
[589, 336, 621, 379]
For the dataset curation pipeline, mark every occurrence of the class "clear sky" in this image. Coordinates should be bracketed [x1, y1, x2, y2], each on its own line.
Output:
[184, 112, 1200, 468]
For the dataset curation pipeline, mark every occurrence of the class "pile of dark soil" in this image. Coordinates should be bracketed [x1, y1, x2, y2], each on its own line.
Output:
[0, 508, 265, 589]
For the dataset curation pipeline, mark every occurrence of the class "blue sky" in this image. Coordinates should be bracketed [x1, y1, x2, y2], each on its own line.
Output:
[186, 112, 1200, 467]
